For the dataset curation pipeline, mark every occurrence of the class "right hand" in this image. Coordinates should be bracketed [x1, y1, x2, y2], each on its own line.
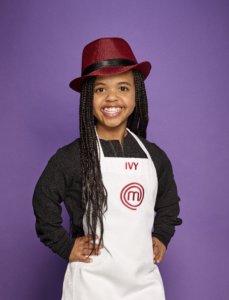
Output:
[69, 234, 103, 263]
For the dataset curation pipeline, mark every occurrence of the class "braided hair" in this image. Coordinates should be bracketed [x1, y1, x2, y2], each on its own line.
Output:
[79, 69, 149, 256]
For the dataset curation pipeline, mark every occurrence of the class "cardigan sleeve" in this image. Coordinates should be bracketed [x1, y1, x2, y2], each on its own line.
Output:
[32, 151, 75, 260]
[151, 145, 182, 248]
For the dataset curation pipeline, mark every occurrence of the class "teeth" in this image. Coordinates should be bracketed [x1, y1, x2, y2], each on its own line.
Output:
[103, 107, 122, 113]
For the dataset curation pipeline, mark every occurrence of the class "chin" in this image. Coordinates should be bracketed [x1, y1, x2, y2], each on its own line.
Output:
[103, 121, 125, 128]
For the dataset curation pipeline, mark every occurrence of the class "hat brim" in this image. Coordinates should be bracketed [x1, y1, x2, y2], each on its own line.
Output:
[69, 61, 151, 93]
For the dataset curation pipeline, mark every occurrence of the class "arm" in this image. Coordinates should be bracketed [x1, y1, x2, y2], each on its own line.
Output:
[32, 153, 75, 260]
[152, 146, 182, 248]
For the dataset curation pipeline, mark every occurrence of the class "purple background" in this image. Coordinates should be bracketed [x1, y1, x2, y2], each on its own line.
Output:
[1, 0, 228, 299]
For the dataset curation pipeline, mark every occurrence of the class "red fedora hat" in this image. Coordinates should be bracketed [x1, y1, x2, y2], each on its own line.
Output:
[69, 37, 151, 92]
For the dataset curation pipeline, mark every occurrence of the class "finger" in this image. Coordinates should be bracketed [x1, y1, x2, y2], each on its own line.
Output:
[82, 248, 102, 256]
[82, 235, 97, 242]
[153, 245, 160, 259]
[86, 242, 104, 250]
[69, 251, 91, 263]
[85, 247, 103, 254]
[75, 236, 89, 248]
[156, 248, 166, 264]
[152, 250, 156, 263]
[154, 244, 163, 262]
[154, 252, 160, 263]
[155, 251, 162, 263]
[159, 248, 166, 263]
[77, 253, 93, 263]
[86, 242, 103, 252]
[85, 242, 104, 252]
[84, 242, 102, 252]
[83, 236, 100, 246]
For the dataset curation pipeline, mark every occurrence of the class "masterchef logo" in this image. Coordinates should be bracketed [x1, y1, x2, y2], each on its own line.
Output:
[120, 182, 144, 210]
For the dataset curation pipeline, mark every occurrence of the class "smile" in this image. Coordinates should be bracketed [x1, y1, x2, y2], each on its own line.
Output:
[101, 106, 123, 118]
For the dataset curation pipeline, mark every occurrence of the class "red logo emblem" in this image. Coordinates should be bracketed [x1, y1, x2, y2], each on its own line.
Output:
[120, 182, 144, 210]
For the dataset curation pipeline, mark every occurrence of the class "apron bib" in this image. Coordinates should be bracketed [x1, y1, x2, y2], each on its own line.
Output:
[61, 129, 165, 300]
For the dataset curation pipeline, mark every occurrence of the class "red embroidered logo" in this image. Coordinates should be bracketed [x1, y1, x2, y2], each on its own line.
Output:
[120, 182, 144, 210]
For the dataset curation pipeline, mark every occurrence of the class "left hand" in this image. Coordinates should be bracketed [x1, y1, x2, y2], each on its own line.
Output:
[152, 237, 166, 264]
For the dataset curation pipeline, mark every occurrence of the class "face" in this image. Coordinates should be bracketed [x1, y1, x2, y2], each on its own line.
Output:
[93, 70, 135, 136]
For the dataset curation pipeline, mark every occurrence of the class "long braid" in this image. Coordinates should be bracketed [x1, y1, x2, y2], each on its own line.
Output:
[128, 69, 149, 138]
[79, 76, 107, 254]
[79, 69, 149, 255]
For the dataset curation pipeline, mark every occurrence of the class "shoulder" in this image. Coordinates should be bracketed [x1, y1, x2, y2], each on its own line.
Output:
[33, 138, 82, 196]
[53, 138, 80, 159]
[47, 138, 81, 172]
[137, 135, 173, 176]
[137, 135, 170, 161]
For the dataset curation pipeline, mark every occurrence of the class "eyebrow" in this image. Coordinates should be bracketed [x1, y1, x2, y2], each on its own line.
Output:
[117, 81, 132, 86]
[94, 81, 132, 87]
[94, 82, 106, 87]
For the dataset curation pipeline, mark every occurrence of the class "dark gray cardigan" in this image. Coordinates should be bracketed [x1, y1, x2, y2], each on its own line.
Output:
[32, 132, 182, 260]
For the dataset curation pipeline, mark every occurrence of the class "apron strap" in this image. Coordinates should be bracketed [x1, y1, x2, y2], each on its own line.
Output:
[126, 128, 152, 160]
[95, 127, 152, 160]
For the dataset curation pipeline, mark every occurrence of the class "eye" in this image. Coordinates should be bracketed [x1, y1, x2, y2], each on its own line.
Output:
[94, 87, 105, 93]
[120, 86, 129, 92]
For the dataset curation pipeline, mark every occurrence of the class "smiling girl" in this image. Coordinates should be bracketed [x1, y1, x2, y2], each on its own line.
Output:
[32, 37, 182, 300]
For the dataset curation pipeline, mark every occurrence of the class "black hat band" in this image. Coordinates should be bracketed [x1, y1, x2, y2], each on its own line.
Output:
[82, 58, 136, 76]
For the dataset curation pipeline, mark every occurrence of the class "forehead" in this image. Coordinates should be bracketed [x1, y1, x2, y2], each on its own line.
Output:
[94, 70, 134, 84]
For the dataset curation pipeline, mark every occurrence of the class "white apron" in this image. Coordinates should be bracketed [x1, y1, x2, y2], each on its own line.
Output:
[61, 129, 165, 300]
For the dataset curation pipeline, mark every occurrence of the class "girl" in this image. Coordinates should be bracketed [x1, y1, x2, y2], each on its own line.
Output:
[32, 37, 182, 300]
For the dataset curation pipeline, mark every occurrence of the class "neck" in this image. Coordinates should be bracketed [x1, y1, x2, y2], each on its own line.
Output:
[96, 124, 128, 142]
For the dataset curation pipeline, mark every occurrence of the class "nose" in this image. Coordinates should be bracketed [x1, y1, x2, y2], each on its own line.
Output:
[105, 88, 118, 102]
